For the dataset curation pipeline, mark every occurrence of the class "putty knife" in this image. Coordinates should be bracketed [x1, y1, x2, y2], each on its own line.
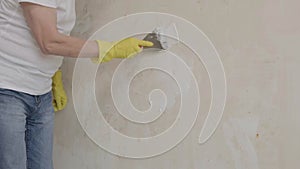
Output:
[143, 32, 165, 50]
[143, 24, 179, 50]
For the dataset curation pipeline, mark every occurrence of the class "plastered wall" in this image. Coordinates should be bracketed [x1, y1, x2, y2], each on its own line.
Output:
[53, 0, 300, 168]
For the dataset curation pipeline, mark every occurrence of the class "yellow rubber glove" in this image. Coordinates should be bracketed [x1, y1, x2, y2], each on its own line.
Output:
[52, 70, 68, 112]
[92, 37, 153, 63]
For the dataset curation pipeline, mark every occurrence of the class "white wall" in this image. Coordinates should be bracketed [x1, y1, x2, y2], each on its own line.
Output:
[53, 0, 300, 168]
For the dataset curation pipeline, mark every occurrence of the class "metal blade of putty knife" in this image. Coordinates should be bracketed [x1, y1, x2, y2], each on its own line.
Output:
[143, 24, 179, 50]
[143, 32, 164, 50]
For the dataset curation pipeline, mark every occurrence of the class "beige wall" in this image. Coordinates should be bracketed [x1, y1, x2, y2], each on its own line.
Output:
[53, 0, 300, 168]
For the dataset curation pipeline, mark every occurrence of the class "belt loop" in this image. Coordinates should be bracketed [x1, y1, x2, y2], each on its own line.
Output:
[35, 96, 40, 104]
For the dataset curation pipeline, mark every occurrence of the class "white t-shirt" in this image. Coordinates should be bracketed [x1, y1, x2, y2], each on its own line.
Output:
[0, 0, 76, 95]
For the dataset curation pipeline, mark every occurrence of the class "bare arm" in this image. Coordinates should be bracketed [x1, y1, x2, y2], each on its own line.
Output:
[20, 2, 98, 58]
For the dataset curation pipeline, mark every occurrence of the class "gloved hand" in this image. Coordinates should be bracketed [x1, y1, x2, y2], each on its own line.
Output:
[52, 70, 68, 112]
[92, 37, 153, 63]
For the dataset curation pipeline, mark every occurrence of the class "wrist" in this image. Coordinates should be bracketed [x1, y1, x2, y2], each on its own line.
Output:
[94, 40, 114, 63]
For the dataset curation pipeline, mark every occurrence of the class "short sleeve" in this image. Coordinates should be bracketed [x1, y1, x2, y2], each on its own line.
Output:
[18, 0, 57, 8]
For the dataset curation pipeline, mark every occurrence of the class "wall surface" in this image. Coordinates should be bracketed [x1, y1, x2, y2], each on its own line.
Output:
[53, 0, 300, 169]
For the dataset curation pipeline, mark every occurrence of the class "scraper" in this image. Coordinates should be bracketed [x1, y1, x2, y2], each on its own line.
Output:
[143, 24, 179, 50]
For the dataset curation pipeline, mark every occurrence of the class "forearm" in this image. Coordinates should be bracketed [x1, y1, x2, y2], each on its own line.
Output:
[20, 2, 98, 58]
[43, 33, 98, 58]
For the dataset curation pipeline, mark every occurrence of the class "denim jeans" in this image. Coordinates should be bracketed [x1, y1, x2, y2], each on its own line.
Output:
[0, 88, 54, 169]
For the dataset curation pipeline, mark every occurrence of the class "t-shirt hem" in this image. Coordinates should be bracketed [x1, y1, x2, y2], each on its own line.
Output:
[18, 0, 57, 9]
[0, 85, 52, 96]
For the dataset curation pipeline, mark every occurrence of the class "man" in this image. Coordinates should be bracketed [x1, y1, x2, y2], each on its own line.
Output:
[0, 0, 153, 168]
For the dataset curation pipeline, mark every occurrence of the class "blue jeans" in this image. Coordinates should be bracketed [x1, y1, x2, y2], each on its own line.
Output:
[0, 88, 54, 169]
